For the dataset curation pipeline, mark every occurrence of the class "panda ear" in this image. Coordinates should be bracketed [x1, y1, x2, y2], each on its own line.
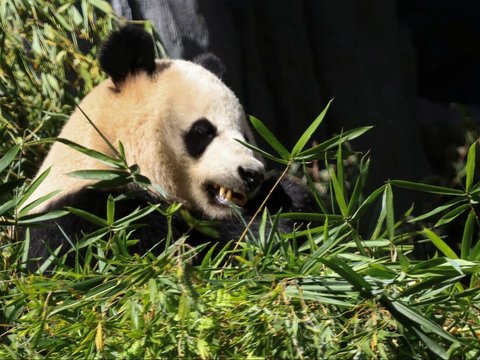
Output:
[192, 53, 227, 80]
[99, 25, 156, 87]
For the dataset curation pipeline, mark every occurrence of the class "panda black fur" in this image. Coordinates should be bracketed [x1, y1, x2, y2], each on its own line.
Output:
[25, 26, 313, 267]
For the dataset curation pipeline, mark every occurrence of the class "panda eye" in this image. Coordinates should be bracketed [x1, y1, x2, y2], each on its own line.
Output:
[184, 118, 217, 158]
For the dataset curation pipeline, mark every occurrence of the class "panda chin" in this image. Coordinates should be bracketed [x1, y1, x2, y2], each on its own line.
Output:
[205, 183, 248, 209]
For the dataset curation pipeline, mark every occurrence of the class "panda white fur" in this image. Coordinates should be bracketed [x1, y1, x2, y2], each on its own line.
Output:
[26, 26, 312, 266]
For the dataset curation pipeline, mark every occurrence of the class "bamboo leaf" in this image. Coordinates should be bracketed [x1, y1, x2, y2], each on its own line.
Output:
[423, 228, 458, 259]
[19, 190, 61, 216]
[76, 105, 121, 158]
[336, 139, 344, 196]
[351, 185, 385, 222]
[36, 246, 63, 274]
[296, 126, 373, 158]
[371, 186, 391, 240]
[67, 169, 128, 180]
[113, 205, 158, 226]
[88, 0, 112, 13]
[465, 141, 477, 192]
[0, 144, 20, 173]
[248, 116, 290, 160]
[56, 138, 124, 167]
[469, 228, 480, 260]
[17, 210, 69, 225]
[278, 212, 343, 222]
[391, 180, 463, 196]
[461, 209, 475, 259]
[291, 100, 332, 157]
[398, 251, 410, 272]
[386, 183, 394, 241]
[66, 207, 108, 227]
[412, 328, 448, 359]
[294, 149, 358, 162]
[408, 198, 465, 223]
[434, 204, 469, 227]
[235, 139, 289, 165]
[347, 155, 370, 215]
[388, 300, 458, 344]
[17, 168, 51, 208]
[0, 198, 18, 216]
[329, 167, 348, 217]
[319, 257, 373, 295]
[106, 195, 115, 225]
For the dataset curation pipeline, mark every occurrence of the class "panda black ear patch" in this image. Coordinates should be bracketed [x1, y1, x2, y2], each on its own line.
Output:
[192, 53, 227, 80]
[99, 25, 156, 86]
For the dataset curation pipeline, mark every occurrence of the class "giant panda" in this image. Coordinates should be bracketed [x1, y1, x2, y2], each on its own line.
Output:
[25, 26, 313, 267]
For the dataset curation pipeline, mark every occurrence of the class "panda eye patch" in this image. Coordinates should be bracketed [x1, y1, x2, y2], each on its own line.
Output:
[184, 118, 217, 158]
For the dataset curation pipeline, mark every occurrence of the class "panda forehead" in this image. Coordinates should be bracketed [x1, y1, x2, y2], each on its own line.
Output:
[158, 60, 245, 130]
[160, 59, 225, 89]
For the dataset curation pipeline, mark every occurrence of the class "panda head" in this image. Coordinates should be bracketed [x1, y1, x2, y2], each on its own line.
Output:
[94, 25, 265, 219]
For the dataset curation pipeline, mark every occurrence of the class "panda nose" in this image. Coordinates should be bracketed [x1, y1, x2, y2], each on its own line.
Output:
[238, 166, 264, 191]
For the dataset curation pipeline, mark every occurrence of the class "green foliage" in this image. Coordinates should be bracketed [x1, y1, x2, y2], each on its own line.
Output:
[0, 0, 116, 178]
[392, 141, 480, 264]
[1, 2, 480, 359]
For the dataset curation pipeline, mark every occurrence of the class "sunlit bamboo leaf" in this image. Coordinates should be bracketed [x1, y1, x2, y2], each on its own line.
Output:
[67, 169, 128, 180]
[56, 138, 124, 167]
[88, 0, 112, 13]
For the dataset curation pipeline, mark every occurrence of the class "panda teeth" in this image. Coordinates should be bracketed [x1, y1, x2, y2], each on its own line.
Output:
[218, 186, 232, 201]
[215, 186, 246, 207]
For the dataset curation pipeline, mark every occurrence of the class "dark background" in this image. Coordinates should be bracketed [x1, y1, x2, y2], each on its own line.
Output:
[109, 0, 480, 209]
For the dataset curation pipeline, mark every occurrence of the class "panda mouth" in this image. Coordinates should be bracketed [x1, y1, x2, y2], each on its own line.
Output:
[206, 183, 248, 208]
